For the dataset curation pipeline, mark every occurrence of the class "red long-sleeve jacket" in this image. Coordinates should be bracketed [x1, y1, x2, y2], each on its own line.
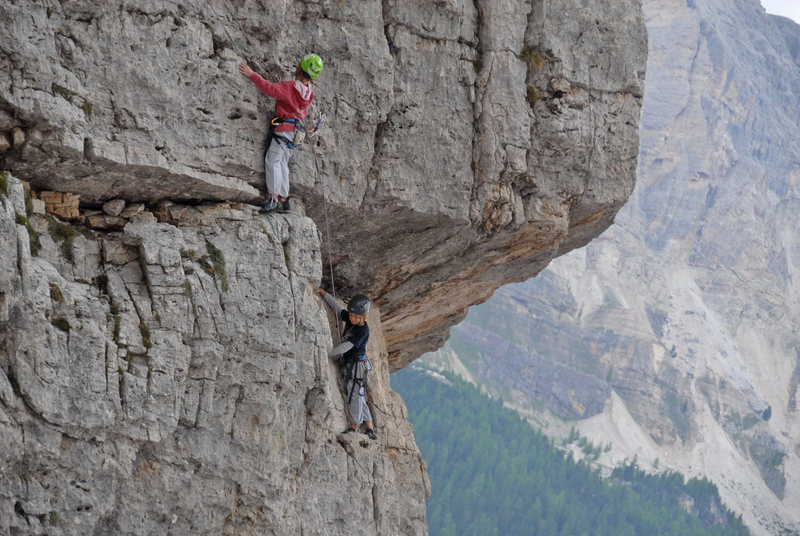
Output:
[248, 73, 314, 133]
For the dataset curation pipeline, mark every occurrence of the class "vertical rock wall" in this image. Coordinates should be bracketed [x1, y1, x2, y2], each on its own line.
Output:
[0, 174, 428, 535]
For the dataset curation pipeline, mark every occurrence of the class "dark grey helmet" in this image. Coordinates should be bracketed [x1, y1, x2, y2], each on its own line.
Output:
[347, 294, 371, 315]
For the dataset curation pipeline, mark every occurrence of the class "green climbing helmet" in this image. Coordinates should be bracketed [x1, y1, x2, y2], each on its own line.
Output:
[300, 53, 323, 80]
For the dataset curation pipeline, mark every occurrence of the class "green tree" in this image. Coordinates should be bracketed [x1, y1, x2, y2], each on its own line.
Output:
[392, 366, 750, 536]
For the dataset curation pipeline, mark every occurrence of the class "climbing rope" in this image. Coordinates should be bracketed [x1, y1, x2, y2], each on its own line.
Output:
[203, 1, 338, 340]
[316, 151, 342, 342]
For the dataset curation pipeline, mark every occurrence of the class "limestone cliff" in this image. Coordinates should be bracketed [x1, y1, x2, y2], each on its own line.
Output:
[423, 0, 800, 534]
[0, 174, 429, 535]
[0, 0, 646, 533]
[0, 0, 646, 369]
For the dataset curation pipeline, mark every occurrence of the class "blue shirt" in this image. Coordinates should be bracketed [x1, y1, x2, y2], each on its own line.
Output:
[339, 310, 369, 363]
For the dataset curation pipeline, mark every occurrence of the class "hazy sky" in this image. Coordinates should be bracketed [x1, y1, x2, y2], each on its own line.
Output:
[761, 0, 800, 23]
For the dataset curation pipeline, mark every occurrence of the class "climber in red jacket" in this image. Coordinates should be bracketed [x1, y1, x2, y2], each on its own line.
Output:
[238, 53, 323, 214]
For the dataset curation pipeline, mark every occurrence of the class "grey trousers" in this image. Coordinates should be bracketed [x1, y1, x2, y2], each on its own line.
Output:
[264, 132, 294, 198]
[346, 361, 373, 427]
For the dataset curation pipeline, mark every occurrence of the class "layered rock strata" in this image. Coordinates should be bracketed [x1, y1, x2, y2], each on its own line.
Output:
[0, 174, 428, 535]
[0, 0, 647, 368]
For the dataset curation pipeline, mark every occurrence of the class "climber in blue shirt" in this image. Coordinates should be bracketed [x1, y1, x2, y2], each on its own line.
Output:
[315, 289, 377, 440]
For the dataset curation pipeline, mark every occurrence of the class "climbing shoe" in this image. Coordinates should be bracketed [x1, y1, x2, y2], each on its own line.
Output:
[278, 199, 291, 213]
[366, 428, 377, 440]
[343, 427, 357, 434]
[259, 199, 279, 214]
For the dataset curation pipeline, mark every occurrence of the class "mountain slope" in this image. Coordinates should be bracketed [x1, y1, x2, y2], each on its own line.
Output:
[422, 0, 800, 534]
[392, 366, 749, 536]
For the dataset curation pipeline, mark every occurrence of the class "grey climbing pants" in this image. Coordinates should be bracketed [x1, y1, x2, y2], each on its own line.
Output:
[346, 360, 373, 427]
[264, 132, 294, 199]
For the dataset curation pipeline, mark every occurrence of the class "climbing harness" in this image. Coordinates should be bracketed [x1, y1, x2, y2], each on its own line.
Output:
[267, 118, 302, 150]
[269, 112, 325, 148]
[271, 114, 324, 134]
[343, 356, 373, 405]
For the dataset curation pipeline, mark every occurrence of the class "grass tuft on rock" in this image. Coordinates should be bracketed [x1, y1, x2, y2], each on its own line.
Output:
[93, 274, 109, 295]
[52, 317, 71, 332]
[47, 215, 78, 264]
[139, 322, 152, 349]
[518, 43, 548, 71]
[526, 86, 540, 107]
[203, 240, 228, 291]
[112, 314, 121, 343]
[15, 213, 42, 256]
[49, 283, 65, 303]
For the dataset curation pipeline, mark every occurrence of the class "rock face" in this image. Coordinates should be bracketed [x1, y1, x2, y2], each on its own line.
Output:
[423, 0, 800, 534]
[0, 0, 647, 533]
[0, 174, 428, 535]
[0, 0, 647, 369]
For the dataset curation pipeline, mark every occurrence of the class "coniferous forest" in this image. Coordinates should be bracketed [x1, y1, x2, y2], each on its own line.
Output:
[391, 366, 750, 536]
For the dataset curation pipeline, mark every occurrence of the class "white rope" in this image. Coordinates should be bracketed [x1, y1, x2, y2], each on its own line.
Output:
[315, 151, 342, 342]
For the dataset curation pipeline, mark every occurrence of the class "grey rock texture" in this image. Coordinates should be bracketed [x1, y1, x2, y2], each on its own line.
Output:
[0, 174, 428, 535]
[423, 0, 800, 534]
[0, 0, 647, 369]
[0, 0, 647, 532]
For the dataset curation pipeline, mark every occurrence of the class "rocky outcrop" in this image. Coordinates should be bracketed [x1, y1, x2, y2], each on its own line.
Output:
[422, 0, 800, 534]
[0, 0, 647, 369]
[0, 174, 428, 535]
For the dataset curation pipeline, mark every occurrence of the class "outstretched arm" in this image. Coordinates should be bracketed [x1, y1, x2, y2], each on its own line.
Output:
[315, 289, 352, 357]
[239, 62, 292, 101]
[315, 288, 345, 316]
[328, 341, 354, 358]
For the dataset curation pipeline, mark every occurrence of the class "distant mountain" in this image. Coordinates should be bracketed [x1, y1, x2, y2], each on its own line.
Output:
[421, 0, 800, 534]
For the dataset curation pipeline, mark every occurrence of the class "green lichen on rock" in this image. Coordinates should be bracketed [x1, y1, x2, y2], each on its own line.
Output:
[139, 322, 152, 349]
[51, 82, 75, 102]
[47, 214, 78, 264]
[49, 283, 64, 303]
[203, 239, 228, 291]
[15, 213, 42, 256]
[93, 274, 109, 295]
[112, 315, 121, 343]
[526, 86, 540, 107]
[51, 317, 71, 332]
[518, 43, 548, 71]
